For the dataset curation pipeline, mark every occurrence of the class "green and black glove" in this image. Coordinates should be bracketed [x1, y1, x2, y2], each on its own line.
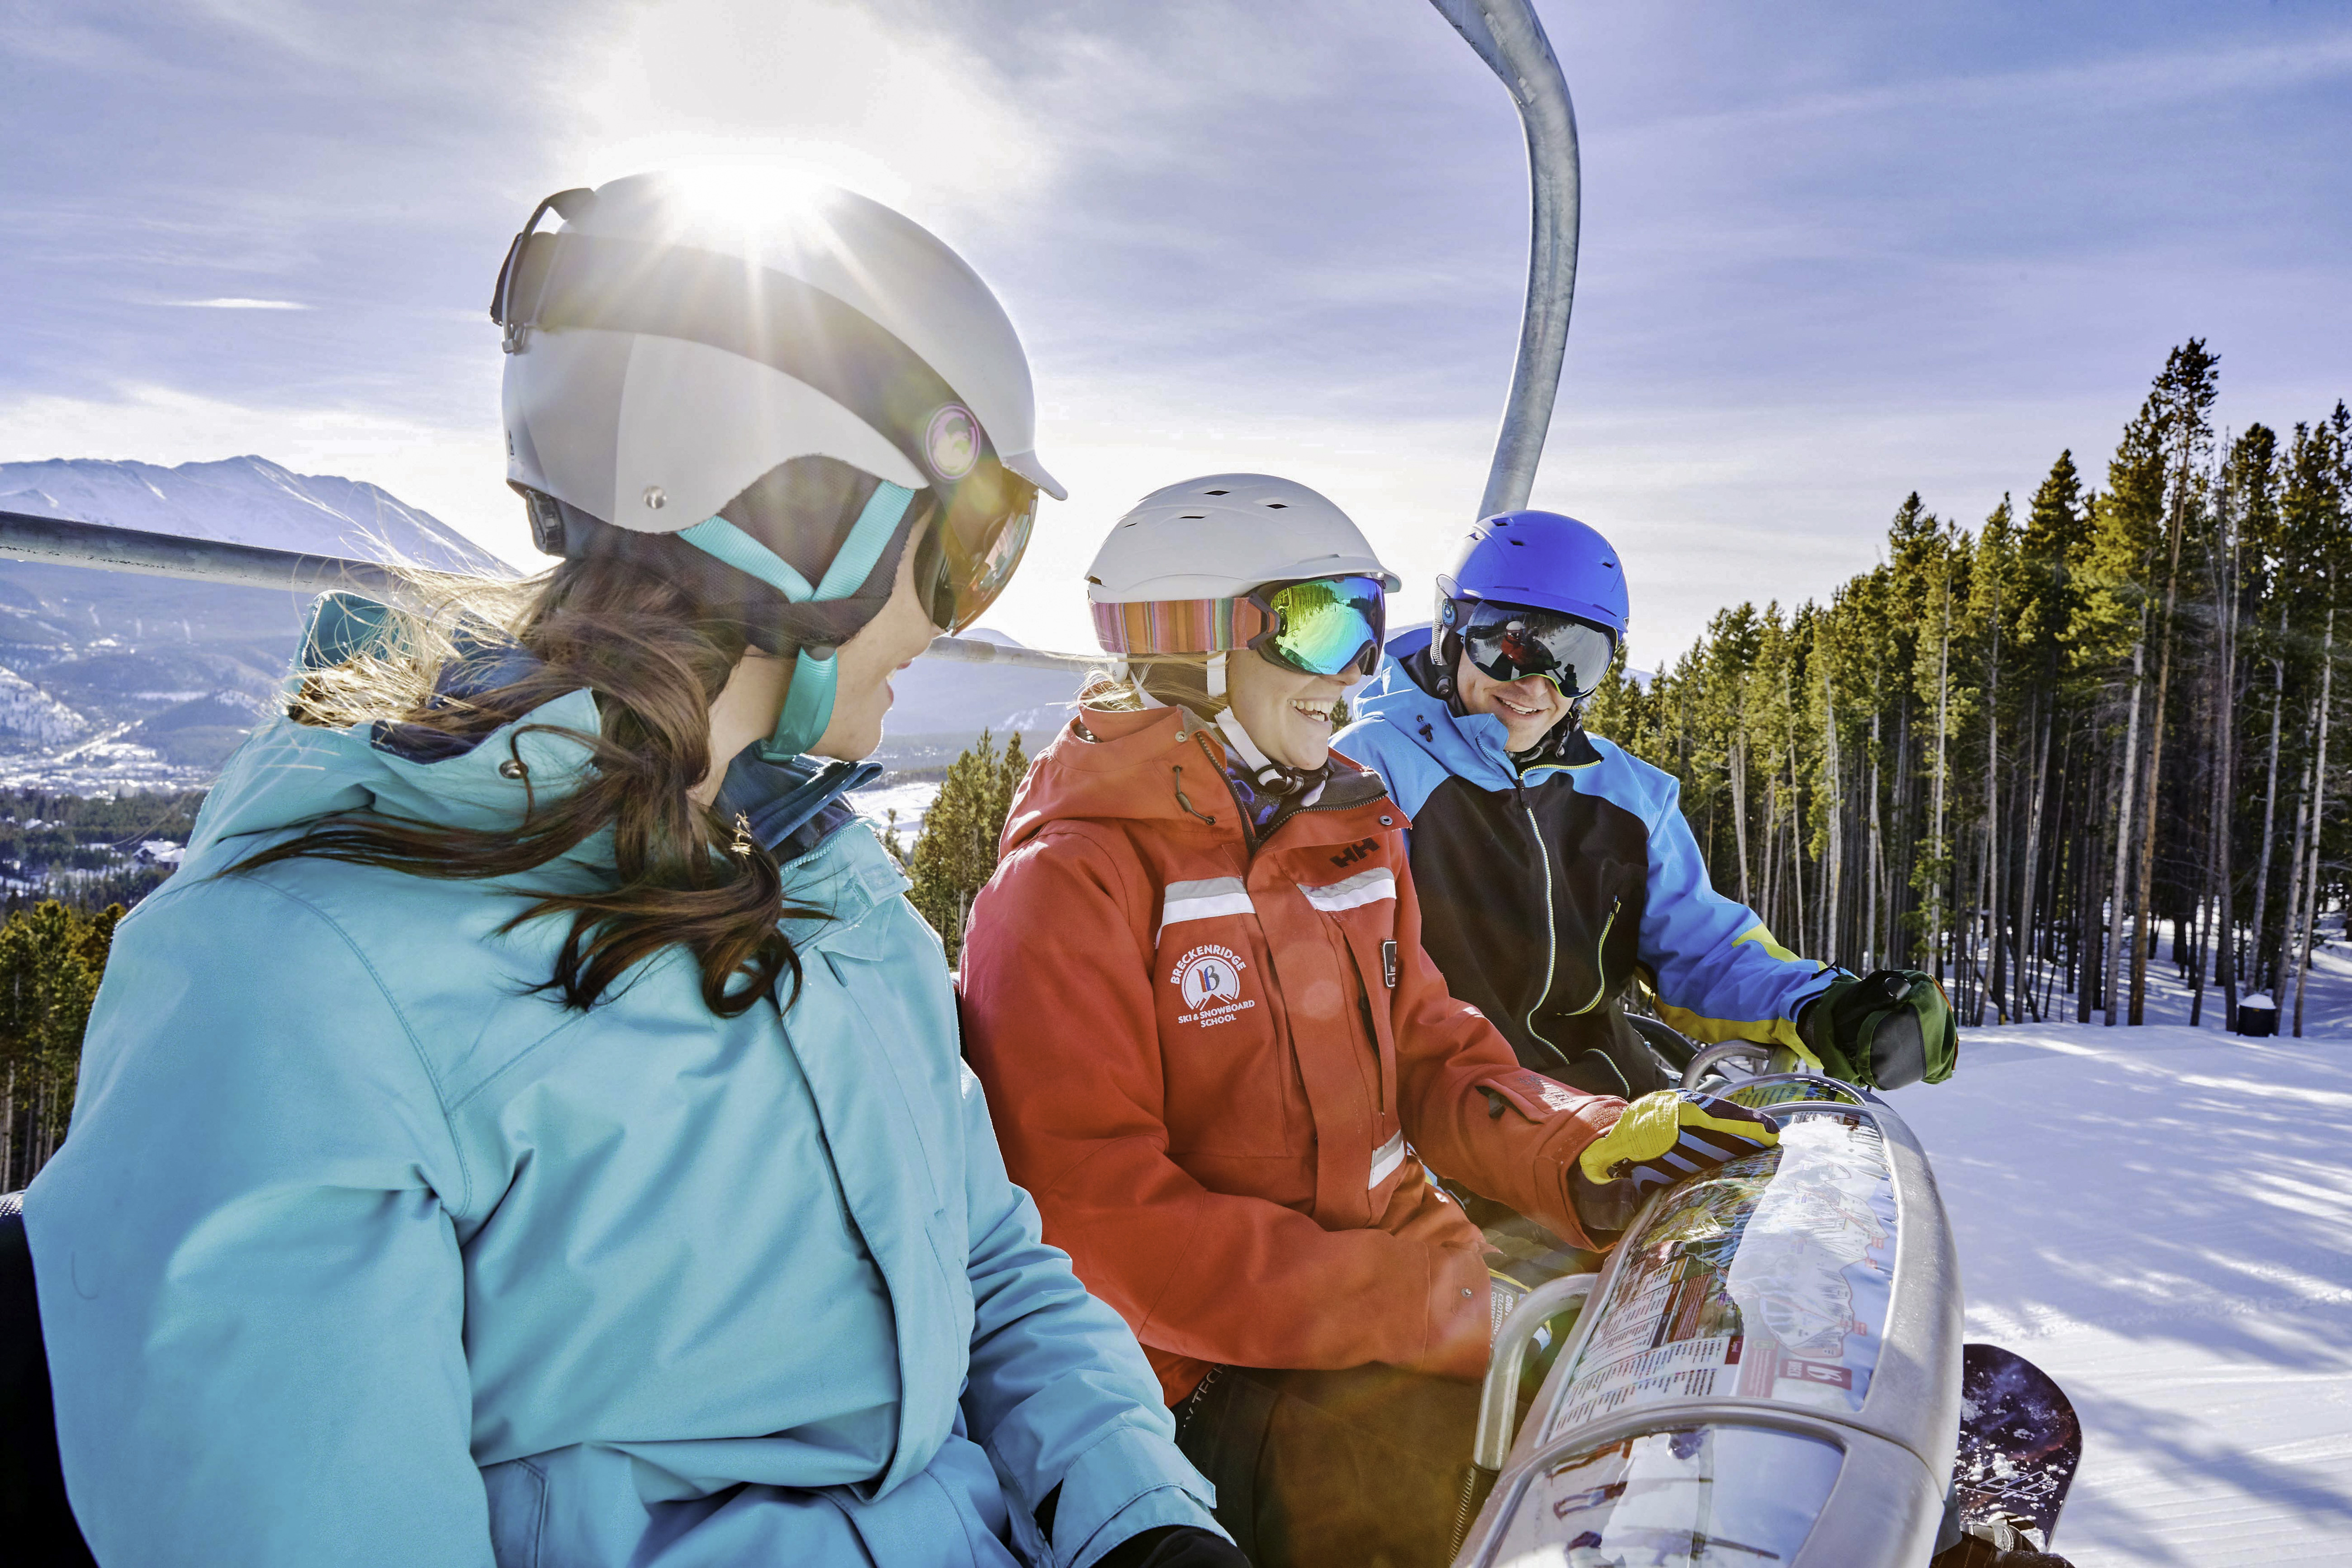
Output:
[1798, 968, 1957, 1089]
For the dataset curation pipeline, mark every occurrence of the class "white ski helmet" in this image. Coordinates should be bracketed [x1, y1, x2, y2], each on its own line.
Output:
[489, 171, 1061, 756]
[1086, 473, 1399, 714]
[1086, 474, 1395, 607]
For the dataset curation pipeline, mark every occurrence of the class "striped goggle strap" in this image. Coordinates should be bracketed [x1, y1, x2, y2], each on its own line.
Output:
[677, 480, 915, 761]
[1091, 595, 1277, 657]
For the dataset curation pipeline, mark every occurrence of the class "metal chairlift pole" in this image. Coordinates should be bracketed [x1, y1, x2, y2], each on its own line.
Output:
[1425, 0, 1582, 518]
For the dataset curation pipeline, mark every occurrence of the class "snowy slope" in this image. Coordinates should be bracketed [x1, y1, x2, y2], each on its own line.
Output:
[1883, 946, 2352, 1565]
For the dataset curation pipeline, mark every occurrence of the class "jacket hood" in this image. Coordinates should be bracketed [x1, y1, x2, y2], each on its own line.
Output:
[1001, 705, 1231, 857]
[189, 687, 607, 867]
[1345, 627, 1522, 793]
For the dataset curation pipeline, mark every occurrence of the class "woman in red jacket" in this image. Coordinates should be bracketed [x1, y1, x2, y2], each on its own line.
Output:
[959, 475, 1778, 1568]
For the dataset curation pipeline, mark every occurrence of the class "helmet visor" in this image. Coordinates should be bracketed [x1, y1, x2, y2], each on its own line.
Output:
[912, 458, 1039, 633]
[1249, 576, 1388, 678]
[1459, 600, 1617, 698]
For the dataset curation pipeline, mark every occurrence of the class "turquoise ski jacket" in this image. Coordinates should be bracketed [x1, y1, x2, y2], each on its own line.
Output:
[1337, 630, 1837, 1091]
[26, 685, 1217, 1568]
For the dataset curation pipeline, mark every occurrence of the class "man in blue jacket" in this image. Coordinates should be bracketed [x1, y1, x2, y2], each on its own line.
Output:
[1336, 510, 1955, 1105]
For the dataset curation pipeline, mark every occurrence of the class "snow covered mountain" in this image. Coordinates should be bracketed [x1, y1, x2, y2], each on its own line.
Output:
[0, 457, 512, 790]
[0, 455, 506, 574]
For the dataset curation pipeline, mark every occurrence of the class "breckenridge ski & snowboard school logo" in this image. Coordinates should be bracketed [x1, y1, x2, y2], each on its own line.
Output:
[1170, 944, 1255, 1027]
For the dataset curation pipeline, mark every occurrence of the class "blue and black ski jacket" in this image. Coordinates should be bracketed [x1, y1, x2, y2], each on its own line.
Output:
[1336, 628, 1838, 1097]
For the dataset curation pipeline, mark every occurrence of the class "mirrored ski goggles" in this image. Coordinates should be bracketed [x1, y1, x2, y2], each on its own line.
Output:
[1251, 575, 1388, 676]
[1092, 575, 1389, 677]
[909, 460, 1038, 633]
[1458, 600, 1617, 698]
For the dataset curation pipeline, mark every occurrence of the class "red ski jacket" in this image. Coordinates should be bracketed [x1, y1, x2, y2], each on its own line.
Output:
[959, 703, 1623, 1404]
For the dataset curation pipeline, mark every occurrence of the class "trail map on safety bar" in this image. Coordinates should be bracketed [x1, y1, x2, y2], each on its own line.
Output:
[1545, 1111, 1898, 1439]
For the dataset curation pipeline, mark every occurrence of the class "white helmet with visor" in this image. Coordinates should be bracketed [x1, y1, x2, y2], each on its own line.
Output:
[492, 171, 1060, 757]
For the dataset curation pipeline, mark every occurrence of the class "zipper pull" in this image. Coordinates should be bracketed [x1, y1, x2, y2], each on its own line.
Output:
[1381, 939, 1399, 989]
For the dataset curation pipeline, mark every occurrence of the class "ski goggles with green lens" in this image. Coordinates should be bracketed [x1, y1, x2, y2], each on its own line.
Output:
[1250, 575, 1388, 676]
[1457, 599, 1617, 698]
[1091, 574, 1389, 677]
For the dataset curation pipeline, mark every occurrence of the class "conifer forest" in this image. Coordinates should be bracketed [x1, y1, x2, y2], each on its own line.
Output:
[0, 901, 119, 1191]
[1583, 341, 2352, 1038]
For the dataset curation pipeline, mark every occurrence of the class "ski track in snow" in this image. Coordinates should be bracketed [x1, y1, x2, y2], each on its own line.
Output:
[1884, 938, 2352, 1565]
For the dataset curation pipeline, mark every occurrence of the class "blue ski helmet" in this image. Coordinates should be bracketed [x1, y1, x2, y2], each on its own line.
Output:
[1435, 510, 1628, 668]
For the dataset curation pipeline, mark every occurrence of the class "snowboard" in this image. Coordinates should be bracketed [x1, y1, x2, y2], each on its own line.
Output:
[1948, 1343, 2082, 1558]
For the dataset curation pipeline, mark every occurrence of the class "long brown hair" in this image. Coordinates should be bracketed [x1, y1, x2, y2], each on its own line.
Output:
[238, 539, 803, 1016]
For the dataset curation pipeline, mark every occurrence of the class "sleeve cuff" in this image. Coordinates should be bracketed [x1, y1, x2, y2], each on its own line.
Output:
[1053, 1420, 1226, 1568]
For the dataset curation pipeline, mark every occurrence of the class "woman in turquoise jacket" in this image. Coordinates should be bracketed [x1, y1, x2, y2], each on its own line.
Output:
[23, 174, 1232, 1568]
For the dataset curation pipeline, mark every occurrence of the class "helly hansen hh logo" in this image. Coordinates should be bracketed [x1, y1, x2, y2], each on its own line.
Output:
[1171, 944, 1257, 1028]
[1330, 838, 1377, 868]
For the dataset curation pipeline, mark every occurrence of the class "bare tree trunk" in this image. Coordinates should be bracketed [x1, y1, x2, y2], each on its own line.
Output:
[1867, 711, 1884, 970]
[1930, 588, 1953, 981]
[1822, 659, 1842, 966]
[1892, 698, 1911, 967]
[1985, 630, 2004, 1023]
[1785, 712, 1808, 953]
[2212, 519, 2241, 1028]
[2018, 700, 2050, 1023]
[2295, 610, 2336, 1036]
[2078, 739, 2100, 1023]
[2107, 637, 2147, 1024]
[2252, 640, 2288, 991]
[2279, 733, 2315, 1008]
[2130, 469, 2195, 1023]
[1729, 727, 1751, 908]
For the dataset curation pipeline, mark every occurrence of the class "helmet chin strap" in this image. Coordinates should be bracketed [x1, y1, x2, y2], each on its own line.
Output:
[1133, 649, 1311, 797]
[1215, 705, 1311, 797]
[677, 480, 916, 763]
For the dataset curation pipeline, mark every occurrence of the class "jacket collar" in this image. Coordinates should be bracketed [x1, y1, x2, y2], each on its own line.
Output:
[715, 748, 882, 864]
[1003, 703, 1389, 856]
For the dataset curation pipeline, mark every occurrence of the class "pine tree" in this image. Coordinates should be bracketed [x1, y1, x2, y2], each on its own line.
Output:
[903, 731, 1030, 966]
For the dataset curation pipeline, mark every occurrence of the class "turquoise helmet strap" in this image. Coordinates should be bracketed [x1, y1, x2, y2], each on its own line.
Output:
[676, 479, 918, 761]
[765, 646, 838, 762]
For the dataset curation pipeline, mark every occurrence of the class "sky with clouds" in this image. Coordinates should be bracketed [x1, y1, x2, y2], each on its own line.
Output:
[4, 0, 2348, 664]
